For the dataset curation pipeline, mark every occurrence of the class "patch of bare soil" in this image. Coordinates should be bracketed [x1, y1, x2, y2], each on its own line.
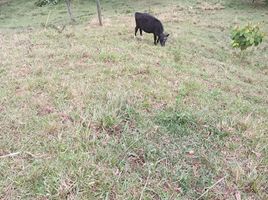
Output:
[88, 17, 112, 28]
[196, 2, 225, 11]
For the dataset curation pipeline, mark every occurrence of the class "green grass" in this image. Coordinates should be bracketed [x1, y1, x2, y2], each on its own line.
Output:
[0, 0, 268, 199]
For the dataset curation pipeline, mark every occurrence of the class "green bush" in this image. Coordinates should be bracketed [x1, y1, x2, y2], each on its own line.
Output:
[231, 24, 264, 50]
[35, 0, 61, 7]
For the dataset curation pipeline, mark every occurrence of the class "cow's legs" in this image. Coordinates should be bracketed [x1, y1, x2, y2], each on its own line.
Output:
[154, 34, 157, 45]
[140, 29, 142, 36]
[157, 37, 160, 44]
[135, 26, 139, 36]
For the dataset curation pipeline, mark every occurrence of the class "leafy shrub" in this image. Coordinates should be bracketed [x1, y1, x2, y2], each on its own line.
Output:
[35, 0, 61, 7]
[231, 24, 264, 50]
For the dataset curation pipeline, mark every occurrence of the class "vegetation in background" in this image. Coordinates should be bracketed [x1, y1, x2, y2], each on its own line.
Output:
[252, 0, 268, 5]
[35, 0, 61, 7]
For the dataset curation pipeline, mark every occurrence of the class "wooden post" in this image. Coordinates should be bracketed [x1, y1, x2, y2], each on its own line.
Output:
[96, 0, 102, 26]
[65, 0, 75, 22]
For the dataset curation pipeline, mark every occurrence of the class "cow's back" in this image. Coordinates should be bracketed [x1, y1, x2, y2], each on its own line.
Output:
[135, 12, 163, 34]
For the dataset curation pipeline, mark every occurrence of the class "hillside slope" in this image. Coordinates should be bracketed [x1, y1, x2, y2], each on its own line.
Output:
[0, 0, 268, 199]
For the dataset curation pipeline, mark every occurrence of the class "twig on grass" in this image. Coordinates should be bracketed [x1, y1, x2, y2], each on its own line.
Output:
[196, 176, 227, 200]
[139, 170, 151, 200]
[0, 152, 21, 158]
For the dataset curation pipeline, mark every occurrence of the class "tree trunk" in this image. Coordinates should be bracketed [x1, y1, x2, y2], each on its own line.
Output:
[96, 0, 102, 26]
[65, 0, 75, 22]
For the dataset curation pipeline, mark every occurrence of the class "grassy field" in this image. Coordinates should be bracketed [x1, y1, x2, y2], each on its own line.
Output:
[0, 0, 268, 199]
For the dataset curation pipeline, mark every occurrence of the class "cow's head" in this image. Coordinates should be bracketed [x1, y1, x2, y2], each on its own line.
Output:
[159, 33, 169, 46]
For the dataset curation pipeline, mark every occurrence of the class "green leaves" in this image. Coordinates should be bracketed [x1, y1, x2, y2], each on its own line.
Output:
[231, 24, 265, 51]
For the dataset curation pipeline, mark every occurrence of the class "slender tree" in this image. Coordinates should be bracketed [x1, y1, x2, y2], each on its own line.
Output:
[65, 0, 75, 22]
[96, 0, 102, 26]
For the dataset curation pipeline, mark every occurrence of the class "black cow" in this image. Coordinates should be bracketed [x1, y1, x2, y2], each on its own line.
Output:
[135, 12, 169, 46]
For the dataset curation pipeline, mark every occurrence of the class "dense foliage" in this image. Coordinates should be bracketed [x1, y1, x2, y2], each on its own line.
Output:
[231, 24, 265, 50]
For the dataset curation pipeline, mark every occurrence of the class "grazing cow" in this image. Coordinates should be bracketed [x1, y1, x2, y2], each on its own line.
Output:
[135, 12, 169, 46]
